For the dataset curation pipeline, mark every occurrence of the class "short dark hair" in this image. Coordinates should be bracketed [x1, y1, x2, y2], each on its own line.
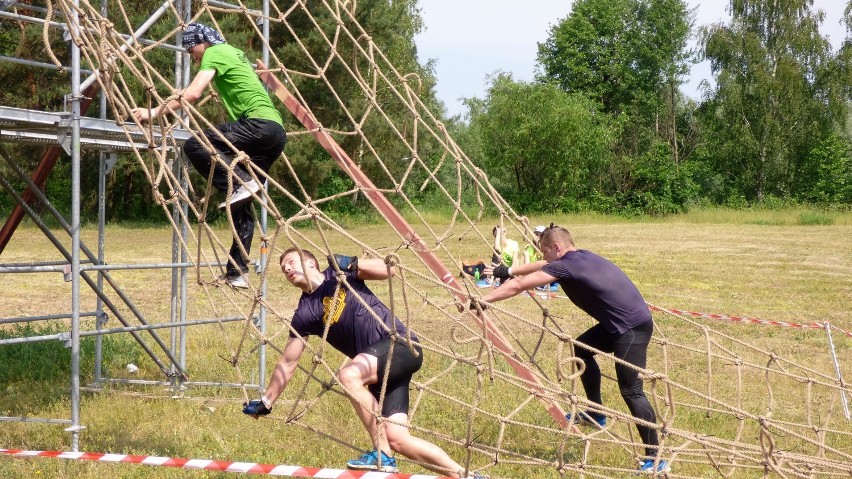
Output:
[279, 247, 317, 267]
[539, 224, 575, 248]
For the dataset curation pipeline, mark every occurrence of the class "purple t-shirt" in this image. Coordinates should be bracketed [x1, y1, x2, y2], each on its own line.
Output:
[289, 267, 416, 358]
[542, 250, 651, 335]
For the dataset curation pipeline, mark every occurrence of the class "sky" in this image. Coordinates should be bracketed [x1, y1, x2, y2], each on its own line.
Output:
[414, 0, 848, 118]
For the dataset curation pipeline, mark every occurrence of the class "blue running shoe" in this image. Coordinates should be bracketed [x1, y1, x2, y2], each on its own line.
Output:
[549, 283, 559, 292]
[565, 410, 607, 428]
[346, 449, 398, 473]
[638, 458, 670, 474]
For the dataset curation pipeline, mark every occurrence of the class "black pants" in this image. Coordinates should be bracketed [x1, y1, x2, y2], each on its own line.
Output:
[183, 118, 286, 275]
[365, 337, 423, 417]
[574, 320, 659, 457]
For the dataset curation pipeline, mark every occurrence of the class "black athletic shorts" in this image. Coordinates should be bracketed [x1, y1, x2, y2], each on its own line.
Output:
[364, 336, 423, 417]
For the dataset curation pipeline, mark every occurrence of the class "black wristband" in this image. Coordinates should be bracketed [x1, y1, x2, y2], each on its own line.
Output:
[492, 265, 510, 280]
[329, 254, 358, 271]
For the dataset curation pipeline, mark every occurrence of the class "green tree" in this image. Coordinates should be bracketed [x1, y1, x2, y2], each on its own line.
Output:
[537, 0, 635, 113]
[699, 0, 847, 202]
[535, 0, 696, 215]
[468, 74, 617, 212]
[536, 0, 692, 155]
[266, 0, 445, 215]
[805, 133, 852, 204]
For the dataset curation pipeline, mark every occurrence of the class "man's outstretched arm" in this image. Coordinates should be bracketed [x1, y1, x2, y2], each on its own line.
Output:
[264, 336, 306, 403]
[243, 336, 305, 418]
[354, 257, 396, 281]
[479, 270, 557, 305]
[130, 70, 215, 122]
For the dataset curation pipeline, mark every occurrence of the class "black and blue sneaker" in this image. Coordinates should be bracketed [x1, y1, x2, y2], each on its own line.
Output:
[638, 458, 670, 474]
[346, 449, 398, 473]
[565, 410, 607, 428]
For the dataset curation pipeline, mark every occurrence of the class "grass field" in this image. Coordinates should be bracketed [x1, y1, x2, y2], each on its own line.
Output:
[1, 207, 850, 478]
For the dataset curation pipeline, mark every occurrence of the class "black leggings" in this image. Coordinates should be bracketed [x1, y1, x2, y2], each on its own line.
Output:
[183, 117, 286, 275]
[365, 337, 423, 417]
[574, 320, 659, 457]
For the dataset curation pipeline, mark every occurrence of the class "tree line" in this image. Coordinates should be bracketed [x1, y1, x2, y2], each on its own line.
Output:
[0, 0, 849, 223]
[455, 0, 852, 215]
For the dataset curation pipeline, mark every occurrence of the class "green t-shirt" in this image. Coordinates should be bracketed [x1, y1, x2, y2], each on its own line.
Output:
[525, 244, 542, 263]
[199, 44, 283, 126]
[501, 239, 519, 267]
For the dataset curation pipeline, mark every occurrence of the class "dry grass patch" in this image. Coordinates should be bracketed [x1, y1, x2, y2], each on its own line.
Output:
[1, 210, 850, 478]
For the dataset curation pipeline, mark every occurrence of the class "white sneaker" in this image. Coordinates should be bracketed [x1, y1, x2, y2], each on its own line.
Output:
[221, 273, 249, 289]
[218, 180, 260, 210]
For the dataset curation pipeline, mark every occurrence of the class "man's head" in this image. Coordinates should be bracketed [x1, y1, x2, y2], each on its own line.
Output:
[539, 224, 575, 262]
[279, 248, 319, 290]
[182, 22, 225, 63]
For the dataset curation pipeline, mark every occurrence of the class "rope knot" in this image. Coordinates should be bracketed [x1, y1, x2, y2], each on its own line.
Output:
[384, 253, 400, 268]
[640, 370, 665, 380]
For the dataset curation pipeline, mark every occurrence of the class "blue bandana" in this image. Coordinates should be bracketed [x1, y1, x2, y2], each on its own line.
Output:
[182, 22, 225, 50]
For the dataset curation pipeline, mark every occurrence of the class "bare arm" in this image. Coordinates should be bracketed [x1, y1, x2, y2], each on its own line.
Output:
[493, 227, 503, 254]
[484, 259, 547, 277]
[263, 337, 306, 405]
[509, 259, 547, 276]
[510, 248, 520, 267]
[480, 270, 557, 304]
[130, 69, 215, 122]
[355, 257, 396, 281]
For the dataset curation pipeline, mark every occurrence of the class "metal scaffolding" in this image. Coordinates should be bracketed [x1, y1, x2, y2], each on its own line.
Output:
[0, 0, 271, 451]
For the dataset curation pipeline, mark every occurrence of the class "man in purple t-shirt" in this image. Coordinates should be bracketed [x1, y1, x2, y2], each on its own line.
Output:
[479, 225, 669, 474]
[242, 248, 478, 478]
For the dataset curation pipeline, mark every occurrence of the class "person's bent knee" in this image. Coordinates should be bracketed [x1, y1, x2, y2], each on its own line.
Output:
[338, 364, 367, 389]
[573, 344, 596, 361]
[182, 137, 203, 159]
[182, 139, 211, 172]
[386, 429, 410, 452]
[619, 382, 647, 401]
[384, 418, 411, 452]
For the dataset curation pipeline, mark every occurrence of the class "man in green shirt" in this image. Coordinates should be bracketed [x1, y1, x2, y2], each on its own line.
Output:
[131, 22, 286, 289]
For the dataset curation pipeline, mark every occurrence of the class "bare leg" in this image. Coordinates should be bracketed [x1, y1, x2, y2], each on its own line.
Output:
[385, 413, 466, 478]
[338, 355, 391, 454]
[339, 354, 468, 478]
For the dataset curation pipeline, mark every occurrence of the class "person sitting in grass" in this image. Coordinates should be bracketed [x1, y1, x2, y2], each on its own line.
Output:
[242, 248, 484, 478]
[493, 225, 520, 270]
[489, 225, 519, 287]
[475, 225, 669, 475]
[523, 225, 559, 292]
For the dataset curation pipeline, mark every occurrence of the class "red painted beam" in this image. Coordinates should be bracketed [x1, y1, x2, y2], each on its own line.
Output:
[0, 84, 101, 254]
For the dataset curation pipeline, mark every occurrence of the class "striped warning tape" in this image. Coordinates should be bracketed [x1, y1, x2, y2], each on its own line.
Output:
[647, 304, 852, 338]
[522, 289, 852, 339]
[0, 449, 452, 478]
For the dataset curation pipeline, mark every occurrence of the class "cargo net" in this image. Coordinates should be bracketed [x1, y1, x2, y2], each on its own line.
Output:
[27, 0, 852, 476]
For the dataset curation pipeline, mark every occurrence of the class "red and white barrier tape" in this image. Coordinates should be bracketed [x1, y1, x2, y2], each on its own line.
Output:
[647, 305, 852, 338]
[0, 449, 451, 478]
[524, 290, 852, 339]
